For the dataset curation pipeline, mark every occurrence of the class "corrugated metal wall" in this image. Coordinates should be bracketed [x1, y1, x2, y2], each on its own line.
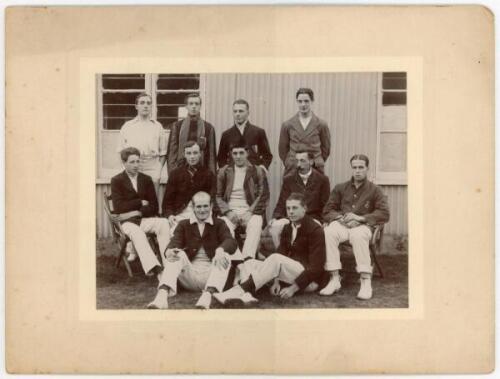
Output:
[96, 73, 408, 238]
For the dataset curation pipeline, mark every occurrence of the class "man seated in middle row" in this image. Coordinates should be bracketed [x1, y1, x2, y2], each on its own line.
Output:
[268, 150, 330, 249]
[216, 141, 269, 264]
[148, 191, 238, 310]
[162, 141, 216, 231]
[214, 192, 326, 305]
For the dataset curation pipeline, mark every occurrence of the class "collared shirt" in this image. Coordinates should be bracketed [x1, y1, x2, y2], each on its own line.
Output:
[235, 120, 248, 136]
[126, 173, 138, 192]
[189, 214, 214, 236]
[116, 116, 167, 157]
[299, 114, 312, 130]
[298, 168, 313, 186]
[291, 222, 301, 244]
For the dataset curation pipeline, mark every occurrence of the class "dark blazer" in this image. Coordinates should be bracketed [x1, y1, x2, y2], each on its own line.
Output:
[278, 215, 326, 290]
[217, 123, 273, 169]
[167, 119, 217, 174]
[216, 163, 269, 216]
[168, 218, 237, 261]
[110, 171, 158, 224]
[272, 169, 330, 222]
[162, 164, 216, 217]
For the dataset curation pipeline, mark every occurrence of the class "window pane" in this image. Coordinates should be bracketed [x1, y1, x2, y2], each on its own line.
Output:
[157, 74, 200, 90]
[103, 104, 137, 118]
[382, 91, 406, 105]
[158, 117, 179, 128]
[157, 92, 187, 106]
[383, 76, 406, 90]
[379, 132, 407, 172]
[383, 72, 406, 78]
[103, 117, 133, 130]
[103, 92, 140, 105]
[102, 74, 145, 90]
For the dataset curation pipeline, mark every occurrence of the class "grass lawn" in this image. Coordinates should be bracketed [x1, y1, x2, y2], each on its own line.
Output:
[96, 238, 408, 310]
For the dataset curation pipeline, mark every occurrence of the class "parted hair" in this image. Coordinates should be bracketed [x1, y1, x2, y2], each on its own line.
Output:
[350, 154, 370, 167]
[286, 192, 307, 208]
[295, 87, 314, 101]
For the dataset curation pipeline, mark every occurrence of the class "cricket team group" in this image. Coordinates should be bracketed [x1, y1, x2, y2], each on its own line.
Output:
[110, 88, 390, 309]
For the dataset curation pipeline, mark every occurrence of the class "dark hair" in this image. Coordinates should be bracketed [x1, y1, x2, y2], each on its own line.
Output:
[232, 98, 249, 110]
[286, 192, 307, 208]
[295, 150, 315, 160]
[229, 138, 249, 152]
[135, 92, 152, 105]
[184, 140, 200, 151]
[120, 147, 141, 162]
[295, 88, 314, 101]
[350, 154, 370, 167]
[185, 93, 202, 105]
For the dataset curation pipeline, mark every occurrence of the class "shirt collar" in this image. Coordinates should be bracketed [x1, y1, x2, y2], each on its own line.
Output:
[126, 171, 138, 181]
[298, 169, 313, 180]
[235, 120, 248, 131]
[350, 177, 367, 189]
[132, 115, 153, 123]
[189, 214, 214, 225]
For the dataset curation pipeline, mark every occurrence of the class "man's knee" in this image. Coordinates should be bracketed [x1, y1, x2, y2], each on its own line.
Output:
[325, 221, 344, 240]
[349, 226, 371, 243]
[247, 215, 263, 229]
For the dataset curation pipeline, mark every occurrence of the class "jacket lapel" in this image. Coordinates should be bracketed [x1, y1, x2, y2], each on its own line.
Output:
[123, 171, 138, 194]
[303, 114, 320, 138]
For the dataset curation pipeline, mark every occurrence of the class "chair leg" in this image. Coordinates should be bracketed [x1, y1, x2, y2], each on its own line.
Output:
[371, 247, 384, 278]
[115, 242, 127, 268]
[123, 256, 134, 277]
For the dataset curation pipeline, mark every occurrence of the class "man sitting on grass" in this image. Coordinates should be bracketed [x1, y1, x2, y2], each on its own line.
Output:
[213, 192, 326, 306]
[147, 191, 237, 310]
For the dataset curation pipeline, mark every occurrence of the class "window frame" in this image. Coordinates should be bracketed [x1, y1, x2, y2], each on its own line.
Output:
[96, 73, 205, 181]
[375, 72, 408, 186]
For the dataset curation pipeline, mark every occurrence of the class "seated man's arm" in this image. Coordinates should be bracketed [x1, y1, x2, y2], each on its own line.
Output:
[322, 185, 343, 224]
[362, 187, 390, 226]
[293, 225, 327, 291]
[111, 176, 142, 214]
[215, 167, 231, 216]
[140, 176, 159, 217]
[248, 167, 270, 216]
[162, 171, 177, 217]
[216, 221, 238, 255]
[271, 179, 290, 221]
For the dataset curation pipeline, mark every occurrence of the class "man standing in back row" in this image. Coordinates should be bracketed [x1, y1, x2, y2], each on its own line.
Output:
[279, 88, 331, 175]
[168, 93, 217, 174]
[217, 99, 273, 171]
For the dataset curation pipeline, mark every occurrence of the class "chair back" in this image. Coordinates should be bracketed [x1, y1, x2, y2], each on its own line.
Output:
[103, 192, 125, 241]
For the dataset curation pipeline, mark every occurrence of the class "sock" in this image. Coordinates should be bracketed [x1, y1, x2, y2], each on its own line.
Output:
[240, 276, 256, 293]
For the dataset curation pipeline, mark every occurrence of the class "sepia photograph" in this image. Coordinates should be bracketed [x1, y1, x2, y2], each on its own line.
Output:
[95, 72, 409, 310]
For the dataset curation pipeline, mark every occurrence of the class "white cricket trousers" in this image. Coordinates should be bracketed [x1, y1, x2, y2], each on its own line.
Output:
[221, 214, 263, 259]
[244, 254, 317, 292]
[122, 217, 171, 274]
[324, 221, 372, 274]
[158, 251, 231, 296]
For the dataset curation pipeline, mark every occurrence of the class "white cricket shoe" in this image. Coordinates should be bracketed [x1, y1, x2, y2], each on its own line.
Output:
[319, 275, 341, 296]
[147, 289, 169, 309]
[213, 286, 258, 306]
[357, 277, 373, 300]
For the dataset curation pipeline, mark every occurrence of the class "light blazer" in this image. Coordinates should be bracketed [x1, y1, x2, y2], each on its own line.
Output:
[110, 171, 158, 224]
[278, 113, 331, 173]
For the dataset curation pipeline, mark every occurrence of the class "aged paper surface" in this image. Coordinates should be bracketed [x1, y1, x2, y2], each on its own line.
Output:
[6, 6, 494, 374]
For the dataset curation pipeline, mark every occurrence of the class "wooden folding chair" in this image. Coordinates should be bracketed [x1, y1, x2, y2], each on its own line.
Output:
[340, 224, 385, 278]
[102, 192, 160, 277]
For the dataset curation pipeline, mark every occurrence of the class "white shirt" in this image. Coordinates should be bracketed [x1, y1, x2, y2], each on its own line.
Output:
[235, 120, 248, 136]
[291, 223, 301, 244]
[229, 165, 250, 214]
[126, 173, 138, 192]
[189, 214, 214, 236]
[116, 116, 167, 157]
[299, 114, 312, 130]
[298, 168, 313, 186]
